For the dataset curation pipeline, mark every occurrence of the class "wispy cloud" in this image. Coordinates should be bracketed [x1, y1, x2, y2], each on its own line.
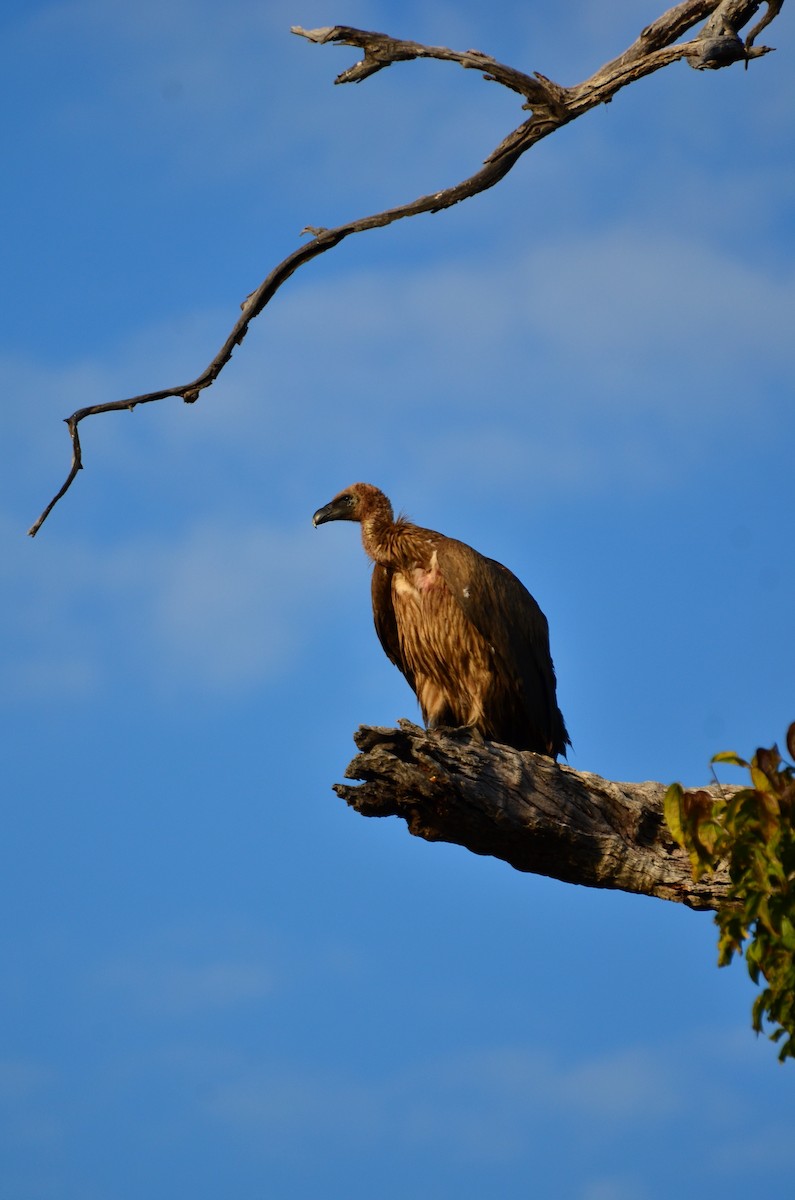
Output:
[709, 1120, 795, 1172]
[581, 1178, 652, 1200]
[0, 1059, 62, 1150]
[9, 119, 791, 527]
[197, 1039, 685, 1163]
[251, 224, 793, 418]
[98, 958, 275, 1016]
[517, 227, 795, 392]
[0, 1059, 54, 1103]
[0, 512, 350, 701]
[9, 0, 519, 195]
[202, 226, 793, 501]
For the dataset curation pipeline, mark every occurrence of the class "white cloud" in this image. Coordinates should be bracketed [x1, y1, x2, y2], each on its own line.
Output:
[709, 1121, 795, 1172]
[92, 920, 290, 1017]
[198, 1039, 687, 1162]
[98, 958, 275, 1016]
[553, 1045, 679, 1120]
[197, 225, 793, 502]
[206, 1069, 385, 1145]
[9, 0, 519, 194]
[516, 228, 795, 391]
[0, 511, 351, 701]
[13, 204, 792, 573]
[147, 519, 324, 689]
[248, 224, 793, 428]
[0, 1059, 53, 1103]
[194, 1025, 795, 1169]
[582, 1178, 651, 1200]
[0, 1060, 62, 1151]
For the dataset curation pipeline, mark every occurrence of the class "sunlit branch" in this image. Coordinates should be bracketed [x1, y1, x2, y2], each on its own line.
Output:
[29, 0, 781, 535]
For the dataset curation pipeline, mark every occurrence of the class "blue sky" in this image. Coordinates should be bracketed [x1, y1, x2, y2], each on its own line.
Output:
[2, 1, 794, 1197]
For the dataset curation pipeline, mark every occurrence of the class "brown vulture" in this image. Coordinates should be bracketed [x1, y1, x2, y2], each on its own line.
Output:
[312, 483, 569, 758]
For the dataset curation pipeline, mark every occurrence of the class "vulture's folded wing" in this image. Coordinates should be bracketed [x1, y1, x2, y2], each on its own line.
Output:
[436, 538, 567, 755]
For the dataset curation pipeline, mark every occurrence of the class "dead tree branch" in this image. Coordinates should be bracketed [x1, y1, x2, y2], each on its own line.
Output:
[336, 721, 735, 911]
[29, 0, 784, 536]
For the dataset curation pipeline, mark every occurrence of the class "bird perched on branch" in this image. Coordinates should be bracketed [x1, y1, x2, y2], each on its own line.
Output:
[313, 483, 569, 758]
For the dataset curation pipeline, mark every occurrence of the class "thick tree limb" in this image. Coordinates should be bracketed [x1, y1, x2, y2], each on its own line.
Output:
[29, 0, 784, 536]
[336, 721, 735, 911]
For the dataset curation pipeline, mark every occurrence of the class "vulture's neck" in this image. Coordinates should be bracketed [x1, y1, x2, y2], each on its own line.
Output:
[360, 506, 435, 570]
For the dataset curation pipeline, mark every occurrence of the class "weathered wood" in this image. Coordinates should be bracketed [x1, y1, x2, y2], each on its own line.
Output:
[335, 720, 735, 911]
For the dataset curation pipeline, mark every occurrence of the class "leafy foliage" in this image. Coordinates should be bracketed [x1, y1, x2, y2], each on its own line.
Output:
[665, 724, 795, 1062]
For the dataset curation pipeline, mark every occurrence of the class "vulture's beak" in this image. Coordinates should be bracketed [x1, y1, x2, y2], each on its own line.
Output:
[312, 501, 336, 527]
[312, 496, 351, 527]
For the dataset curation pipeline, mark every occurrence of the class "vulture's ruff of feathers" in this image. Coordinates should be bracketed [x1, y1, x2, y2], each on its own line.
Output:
[313, 483, 569, 758]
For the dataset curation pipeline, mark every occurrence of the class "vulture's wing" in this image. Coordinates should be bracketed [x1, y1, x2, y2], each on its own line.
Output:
[371, 563, 417, 691]
[436, 538, 563, 750]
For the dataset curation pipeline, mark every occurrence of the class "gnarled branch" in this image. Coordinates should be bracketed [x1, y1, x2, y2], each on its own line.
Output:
[335, 721, 735, 912]
[29, 0, 784, 535]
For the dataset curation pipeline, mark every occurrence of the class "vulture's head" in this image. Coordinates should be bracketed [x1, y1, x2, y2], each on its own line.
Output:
[312, 483, 392, 528]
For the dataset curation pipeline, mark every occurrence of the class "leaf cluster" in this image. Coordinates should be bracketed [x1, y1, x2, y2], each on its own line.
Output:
[665, 724, 795, 1062]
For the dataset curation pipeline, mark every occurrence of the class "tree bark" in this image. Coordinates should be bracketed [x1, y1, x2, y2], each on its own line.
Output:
[335, 721, 735, 911]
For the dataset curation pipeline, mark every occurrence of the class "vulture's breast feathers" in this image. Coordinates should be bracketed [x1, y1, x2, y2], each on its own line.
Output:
[393, 549, 445, 600]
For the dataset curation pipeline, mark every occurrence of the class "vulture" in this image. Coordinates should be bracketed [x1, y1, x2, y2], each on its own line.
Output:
[312, 483, 569, 758]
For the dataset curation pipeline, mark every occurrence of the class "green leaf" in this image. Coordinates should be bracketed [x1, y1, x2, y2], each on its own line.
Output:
[712, 750, 749, 768]
[755, 745, 782, 781]
[757, 791, 781, 841]
[780, 917, 795, 952]
[663, 783, 686, 847]
[671, 727, 795, 1062]
[751, 990, 768, 1033]
[751, 765, 774, 793]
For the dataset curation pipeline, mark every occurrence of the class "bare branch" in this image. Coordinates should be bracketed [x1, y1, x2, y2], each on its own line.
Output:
[705, 0, 781, 36]
[745, 0, 784, 45]
[29, 0, 785, 535]
[291, 25, 552, 104]
[336, 722, 735, 911]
